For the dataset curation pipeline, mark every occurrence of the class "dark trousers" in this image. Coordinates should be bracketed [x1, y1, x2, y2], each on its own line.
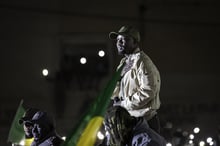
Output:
[147, 114, 160, 134]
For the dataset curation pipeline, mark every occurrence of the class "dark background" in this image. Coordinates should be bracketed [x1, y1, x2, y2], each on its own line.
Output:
[0, 0, 219, 145]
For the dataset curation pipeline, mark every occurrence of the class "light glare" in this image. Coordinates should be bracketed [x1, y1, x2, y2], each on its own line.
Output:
[207, 137, 213, 143]
[199, 141, 205, 146]
[19, 139, 25, 146]
[97, 131, 105, 140]
[189, 134, 194, 140]
[98, 50, 105, 57]
[42, 69, 49, 76]
[80, 57, 87, 64]
[209, 141, 214, 145]
[193, 127, 200, 134]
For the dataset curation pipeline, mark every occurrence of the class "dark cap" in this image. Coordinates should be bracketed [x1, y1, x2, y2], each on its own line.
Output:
[30, 111, 54, 128]
[19, 108, 39, 124]
[109, 26, 140, 42]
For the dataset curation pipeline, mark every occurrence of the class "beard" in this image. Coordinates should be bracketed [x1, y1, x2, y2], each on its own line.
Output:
[117, 46, 126, 55]
[118, 50, 126, 55]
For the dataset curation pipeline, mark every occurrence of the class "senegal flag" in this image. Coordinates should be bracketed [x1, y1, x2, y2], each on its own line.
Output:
[8, 100, 26, 145]
[62, 65, 123, 146]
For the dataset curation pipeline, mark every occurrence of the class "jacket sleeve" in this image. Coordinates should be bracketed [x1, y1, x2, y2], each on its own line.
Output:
[110, 58, 126, 100]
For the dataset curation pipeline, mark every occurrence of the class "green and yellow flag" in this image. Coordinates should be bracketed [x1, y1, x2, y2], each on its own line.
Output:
[7, 100, 26, 145]
[62, 65, 123, 146]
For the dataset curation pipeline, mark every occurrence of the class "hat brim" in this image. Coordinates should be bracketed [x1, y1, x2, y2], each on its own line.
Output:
[19, 117, 30, 125]
[109, 32, 131, 40]
[109, 32, 119, 40]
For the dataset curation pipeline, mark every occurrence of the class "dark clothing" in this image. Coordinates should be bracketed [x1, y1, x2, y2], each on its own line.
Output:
[30, 111, 64, 146]
[31, 131, 63, 146]
[102, 106, 166, 146]
[129, 118, 166, 146]
[147, 114, 160, 134]
[101, 118, 166, 146]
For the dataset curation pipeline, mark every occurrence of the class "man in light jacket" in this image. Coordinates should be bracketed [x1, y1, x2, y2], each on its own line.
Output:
[109, 25, 161, 133]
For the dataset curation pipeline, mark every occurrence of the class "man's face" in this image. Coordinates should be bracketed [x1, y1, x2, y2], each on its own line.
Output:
[116, 35, 137, 55]
[23, 121, 34, 138]
[32, 123, 48, 141]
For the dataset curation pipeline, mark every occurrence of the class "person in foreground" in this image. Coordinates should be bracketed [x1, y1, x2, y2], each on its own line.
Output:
[18, 108, 39, 146]
[30, 111, 64, 146]
[101, 106, 166, 146]
[109, 25, 161, 133]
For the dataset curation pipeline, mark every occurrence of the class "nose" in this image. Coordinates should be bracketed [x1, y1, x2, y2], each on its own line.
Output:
[117, 39, 124, 48]
[117, 38, 123, 44]
[32, 125, 37, 133]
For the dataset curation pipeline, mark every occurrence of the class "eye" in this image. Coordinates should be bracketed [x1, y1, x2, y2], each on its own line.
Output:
[24, 122, 33, 127]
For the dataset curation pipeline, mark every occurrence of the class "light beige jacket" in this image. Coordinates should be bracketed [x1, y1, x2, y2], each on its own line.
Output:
[111, 48, 161, 120]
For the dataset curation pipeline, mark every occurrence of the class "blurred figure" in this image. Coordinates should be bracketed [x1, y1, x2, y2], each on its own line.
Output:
[18, 108, 39, 146]
[109, 25, 161, 133]
[29, 111, 64, 146]
[101, 106, 166, 146]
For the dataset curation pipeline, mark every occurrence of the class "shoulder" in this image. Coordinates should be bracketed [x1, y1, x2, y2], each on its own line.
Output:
[30, 140, 37, 146]
[139, 51, 153, 62]
[133, 52, 152, 71]
[132, 131, 167, 146]
[132, 120, 166, 146]
[40, 136, 64, 146]
[132, 119, 151, 145]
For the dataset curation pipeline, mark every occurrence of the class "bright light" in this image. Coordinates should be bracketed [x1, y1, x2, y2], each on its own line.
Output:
[98, 50, 105, 57]
[62, 136, 66, 140]
[193, 127, 200, 134]
[42, 69, 49, 76]
[166, 143, 172, 146]
[199, 141, 205, 146]
[189, 140, 193, 144]
[80, 57, 87, 64]
[97, 131, 105, 140]
[209, 141, 214, 145]
[19, 139, 25, 146]
[189, 134, 194, 140]
[207, 137, 213, 143]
